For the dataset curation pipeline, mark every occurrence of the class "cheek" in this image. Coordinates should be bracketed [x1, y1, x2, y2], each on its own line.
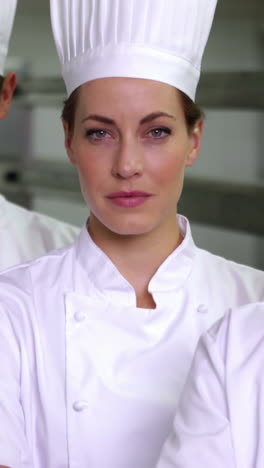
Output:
[74, 146, 110, 200]
[149, 146, 188, 185]
[77, 161, 100, 195]
[72, 142, 99, 176]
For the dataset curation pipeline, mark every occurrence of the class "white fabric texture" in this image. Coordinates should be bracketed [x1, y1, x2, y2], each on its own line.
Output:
[157, 302, 264, 468]
[0, 216, 263, 468]
[0, 0, 17, 75]
[0, 195, 79, 269]
[50, 0, 217, 100]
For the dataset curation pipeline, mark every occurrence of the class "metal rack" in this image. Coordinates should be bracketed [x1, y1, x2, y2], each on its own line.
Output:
[12, 71, 264, 110]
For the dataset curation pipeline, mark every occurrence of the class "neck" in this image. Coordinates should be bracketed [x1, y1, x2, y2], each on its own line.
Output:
[88, 215, 183, 308]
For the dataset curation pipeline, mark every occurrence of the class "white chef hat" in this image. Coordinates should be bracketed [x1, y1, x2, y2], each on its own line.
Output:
[0, 0, 17, 76]
[50, 0, 217, 101]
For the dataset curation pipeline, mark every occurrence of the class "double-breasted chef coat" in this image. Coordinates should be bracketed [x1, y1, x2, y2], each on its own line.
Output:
[157, 302, 264, 468]
[0, 215, 263, 468]
[0, 194, 79, 269]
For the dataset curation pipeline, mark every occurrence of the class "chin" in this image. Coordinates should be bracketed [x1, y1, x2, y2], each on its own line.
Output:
[112, 226, 152, 236]
[96, 213, 158, 237]
[108, 221, 154, 237]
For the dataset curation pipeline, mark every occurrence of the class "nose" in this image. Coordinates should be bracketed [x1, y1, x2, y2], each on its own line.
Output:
[111, 139, 144, 179]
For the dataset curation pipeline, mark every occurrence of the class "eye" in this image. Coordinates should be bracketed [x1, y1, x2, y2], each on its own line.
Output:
[148, 127, 171, 139]
[85, 129, 111, 141]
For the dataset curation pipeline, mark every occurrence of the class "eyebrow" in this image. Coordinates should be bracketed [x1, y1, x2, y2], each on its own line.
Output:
[81, 112, 176, 126]
[140, 112, 176, 125]
[81, 114, 115, 125]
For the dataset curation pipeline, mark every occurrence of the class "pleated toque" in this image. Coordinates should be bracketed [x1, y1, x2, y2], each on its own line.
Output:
[50, 0, 217, 101]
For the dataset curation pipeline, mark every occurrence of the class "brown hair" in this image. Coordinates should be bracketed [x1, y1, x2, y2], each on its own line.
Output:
[179, 91, 204, 132]
[62, 86, 80, 134]
[62, 85, 203, 135]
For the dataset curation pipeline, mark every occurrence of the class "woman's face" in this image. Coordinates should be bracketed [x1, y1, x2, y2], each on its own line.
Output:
[64, 77, 202, 237]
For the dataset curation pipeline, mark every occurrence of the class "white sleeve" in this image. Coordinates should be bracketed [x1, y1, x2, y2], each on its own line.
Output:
[0, 306, 32, 468]
[156, 330, 236, 468]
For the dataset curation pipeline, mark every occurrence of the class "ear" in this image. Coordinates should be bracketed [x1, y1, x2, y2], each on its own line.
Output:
[63, 120, 77, 165]
[185, 119, 204, 167]
[0, 72, 17, 119]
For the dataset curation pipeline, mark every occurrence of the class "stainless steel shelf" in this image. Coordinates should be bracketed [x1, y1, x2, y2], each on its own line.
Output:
[196, 71, 264, 110]
[216, 0, 264, 20]
[179, 178, 264, 237]
[13, 71, 264, 110]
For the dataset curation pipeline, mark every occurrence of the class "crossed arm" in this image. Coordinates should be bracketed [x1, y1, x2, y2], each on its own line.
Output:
[156, 328, 236, 467]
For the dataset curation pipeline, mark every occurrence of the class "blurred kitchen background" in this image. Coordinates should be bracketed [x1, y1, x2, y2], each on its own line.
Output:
[0, 0, 263, 268]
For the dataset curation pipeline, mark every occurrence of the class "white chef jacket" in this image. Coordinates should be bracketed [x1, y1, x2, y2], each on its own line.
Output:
[0, 215, 263, 468]
[157, 302, 264, 468]
[0, 194, 80, 269]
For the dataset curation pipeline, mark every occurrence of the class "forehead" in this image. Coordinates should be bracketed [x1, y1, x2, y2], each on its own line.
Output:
[77, 77, 183, 117]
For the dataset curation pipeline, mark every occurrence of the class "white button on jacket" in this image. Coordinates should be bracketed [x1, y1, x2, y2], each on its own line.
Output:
[0, 216, 263, 468]
[157, 302, 264, 468]
[0, 194, 79, 269]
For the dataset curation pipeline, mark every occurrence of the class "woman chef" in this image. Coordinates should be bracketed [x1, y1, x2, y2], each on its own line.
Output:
[0, 0, 263, 467]
[0, 1, 79, 270]
[157, 301, 264, 468]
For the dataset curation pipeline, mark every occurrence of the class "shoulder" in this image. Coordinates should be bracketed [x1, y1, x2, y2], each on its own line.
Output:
[196, 246, 262, 276]
[0, 244, 76, 355]
[3, 197, 80, 246]
[181, 214, 264, 286]
[0, 243, 74, 303]
[194, 246, 264, 293]
[29, 210, 80, 240]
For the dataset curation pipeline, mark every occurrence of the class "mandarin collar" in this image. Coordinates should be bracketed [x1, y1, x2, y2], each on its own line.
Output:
[73, 215, 196, 307]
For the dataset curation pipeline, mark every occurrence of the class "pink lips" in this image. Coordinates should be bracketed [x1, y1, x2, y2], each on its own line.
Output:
[106, 191, 152, 208]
